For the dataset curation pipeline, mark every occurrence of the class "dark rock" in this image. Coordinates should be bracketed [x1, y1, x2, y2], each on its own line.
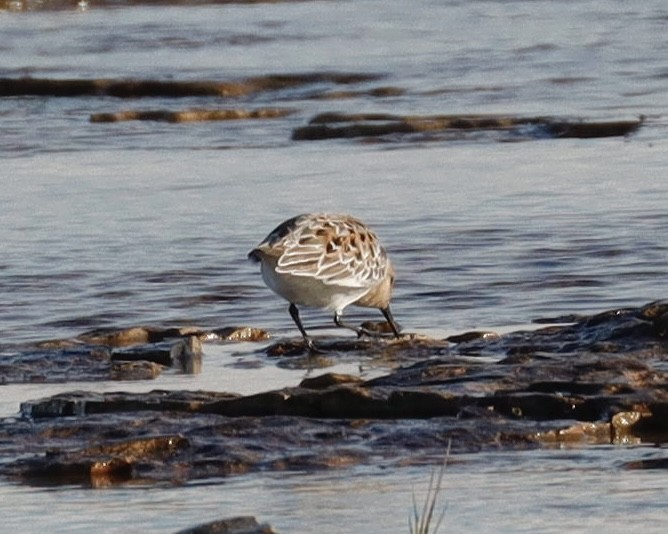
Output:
[4, 434, 189, 486]
[299, 373, 363, 389]
[654, 312, 668, 337]
[292, 112, 643, 141]
[446, 331, 500, 344]
[174, 516, 277, 534]
[110, 336, 202, 374]
[623, 458, 668, 470]
[543, 119, 643, 138]
[0, 73, 382, 98]
[612, 403, 668, 444]
[111, 342, 177, 367]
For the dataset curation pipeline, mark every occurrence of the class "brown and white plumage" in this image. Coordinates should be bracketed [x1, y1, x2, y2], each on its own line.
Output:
[248, 213, 400, 350]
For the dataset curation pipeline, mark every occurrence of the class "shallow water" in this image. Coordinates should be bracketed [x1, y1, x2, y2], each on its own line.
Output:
[1, 0, 668, 531]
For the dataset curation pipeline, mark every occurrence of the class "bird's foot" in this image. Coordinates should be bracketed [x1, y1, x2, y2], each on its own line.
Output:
[304, 337, 326, 355]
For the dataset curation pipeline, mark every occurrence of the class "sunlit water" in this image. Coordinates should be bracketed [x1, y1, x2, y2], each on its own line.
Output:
[1, 0, 668, 532]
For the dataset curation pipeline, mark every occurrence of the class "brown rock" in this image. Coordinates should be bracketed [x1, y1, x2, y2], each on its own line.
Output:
[79, 327, 153, 347]
[111, 360, 163, 381]
[90, 108, 293, 123]
[534, 421, 611, 445]
[213, 326, 271, 343]
[611, 411, 645, 444]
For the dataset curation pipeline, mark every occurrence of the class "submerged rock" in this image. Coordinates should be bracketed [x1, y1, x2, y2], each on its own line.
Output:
[0, 73, 382, 98]
[90, 108, 293, 123]
[292, 112, 643, 141]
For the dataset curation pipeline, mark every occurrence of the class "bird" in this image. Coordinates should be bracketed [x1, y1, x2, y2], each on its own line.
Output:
[248, 213, 401, 351]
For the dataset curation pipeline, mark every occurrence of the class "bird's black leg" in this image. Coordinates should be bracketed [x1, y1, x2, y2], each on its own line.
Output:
[381, 306, 401, 338]
[334, 311, 364, 337]
[289, 303, 317, 352]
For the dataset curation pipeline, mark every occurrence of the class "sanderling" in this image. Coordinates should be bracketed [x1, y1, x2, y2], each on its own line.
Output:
[248, 213, 401, 351]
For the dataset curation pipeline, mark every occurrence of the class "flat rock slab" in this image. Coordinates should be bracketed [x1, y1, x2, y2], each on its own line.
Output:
[90, 108, 294, 123]
[1, 301, 667, 487]
[292, 112, 643, 141]
[0, 73, 381, 98]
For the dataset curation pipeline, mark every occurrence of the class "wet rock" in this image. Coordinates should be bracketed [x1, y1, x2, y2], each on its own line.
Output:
[653, 312, 668, 338]
[20, 390, 239, 419]
[212, 326, 271, 343]
[110, 336, 202, 374]
[359, 318, 401, 335]
[78, 326, 159, 347]
[3, 326, 259, 384]
[90, 108, 293, 123]
[543, 119, 644, 138]
[111, 342, 179, 367]
[533, 421, 611, 445]
[446, 331, 500, 344]
[266, 333, 446, 360]
[623, 457, 668, 470]
[637, 300, 668, 321]
[174, 516, 277, 534]
[78, 325, 206, 347]
[111, 360, 164, 381]
[612, 403, 668, 444]
[314, 86, 406, 100]
[0, 73, 382, 98]
[5, 434, 189, 486]
[299, 373, 363, 389]
[0, 345, 111, 384]
[292, 112, 643, 141]
[2, 301, 667, 487]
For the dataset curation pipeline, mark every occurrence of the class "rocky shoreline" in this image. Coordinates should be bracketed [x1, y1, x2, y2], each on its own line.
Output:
[1, 301, 666, 496]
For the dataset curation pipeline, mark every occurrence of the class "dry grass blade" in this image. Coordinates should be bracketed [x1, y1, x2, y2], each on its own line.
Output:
[409, 440, 451, 534]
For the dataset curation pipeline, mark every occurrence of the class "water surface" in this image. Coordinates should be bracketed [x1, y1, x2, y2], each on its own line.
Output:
[1, 0, 667, 531]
